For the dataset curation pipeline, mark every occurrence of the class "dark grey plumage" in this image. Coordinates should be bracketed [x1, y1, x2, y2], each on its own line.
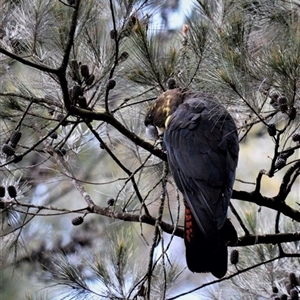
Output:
[145, 89, 239, 278]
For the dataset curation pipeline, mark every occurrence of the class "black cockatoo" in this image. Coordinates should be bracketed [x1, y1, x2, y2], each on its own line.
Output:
[144, 88, 239, 278]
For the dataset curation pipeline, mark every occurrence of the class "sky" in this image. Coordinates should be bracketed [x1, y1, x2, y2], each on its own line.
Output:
[149, 0, 195, 31]
[168, 0, 195, 29]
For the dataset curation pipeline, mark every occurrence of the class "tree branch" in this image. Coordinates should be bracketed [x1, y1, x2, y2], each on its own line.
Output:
[85, 121, 151, 216]
[57, 0, 81, 111]
[0, 47, 58, 73]
[276, 160, 300, 201]
[5, 200, 300, 247]
[232, 190, 300, 222]
[236, 232, 300, 246]
[167, 255, 288, 300]
[89, 204, 182, 237]
[70, 106, 167, 161]
[60, 0, 81, 71]
[89, 203, 300, 247]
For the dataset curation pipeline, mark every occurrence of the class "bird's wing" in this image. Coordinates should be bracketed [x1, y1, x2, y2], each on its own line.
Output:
[163, 95, 239, 238]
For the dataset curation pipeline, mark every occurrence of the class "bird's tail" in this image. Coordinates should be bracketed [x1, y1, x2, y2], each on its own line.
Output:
[184, 204, 237, 278]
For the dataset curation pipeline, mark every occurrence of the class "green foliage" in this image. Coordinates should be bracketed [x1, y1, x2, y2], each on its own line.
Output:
[39, 229, 185, 300]
[126, 32, 178, 88]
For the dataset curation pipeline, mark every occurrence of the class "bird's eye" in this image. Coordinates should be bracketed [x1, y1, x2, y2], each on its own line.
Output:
[145, 112, 154, 126]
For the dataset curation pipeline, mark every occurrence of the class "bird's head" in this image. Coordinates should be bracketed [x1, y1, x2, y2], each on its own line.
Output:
[144, 88, 185, 139]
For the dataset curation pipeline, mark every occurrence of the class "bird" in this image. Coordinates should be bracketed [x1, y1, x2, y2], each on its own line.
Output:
[144, 88, 239, 278]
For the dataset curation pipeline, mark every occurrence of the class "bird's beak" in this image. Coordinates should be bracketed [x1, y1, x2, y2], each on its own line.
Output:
[145, 124, 159, 140]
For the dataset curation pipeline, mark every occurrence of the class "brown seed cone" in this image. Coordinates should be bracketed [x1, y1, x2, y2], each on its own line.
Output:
[107, 79, 116, 90]
[80, 64, 90, 78]
[78, 96, 88, 109]
[0, 186, 5, 197]
[2, 144, 15, 156]
[275, 157, 286, 170]
[10, 130, 22, 147]
[289, 272, 298, 286]
[106, 198, 115, 206]
[7, 185, 17, 198]
[110, 29, 117, 39]
[50, 131, 58, 139]
[118, 52, 129, 63]
[289, 288, 299, 300]
[292, 133, 300, 142]
[289, 106, 296, 120]
[85, 74, 95, 86]
[72, 216, 84, 226]
[278, 96, 288, 112]
[267, 124, 276, 136]
[230, 249, 239, 265]
[167, 78, 177, 90]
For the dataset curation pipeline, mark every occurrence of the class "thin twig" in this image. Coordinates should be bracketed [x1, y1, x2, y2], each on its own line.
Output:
[230, 202, 250, 236]
[0, 47, 57, 73]
[70, 106, 167, 161]
[146, 161, 168, 299]
[167, 255, 292, 300]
